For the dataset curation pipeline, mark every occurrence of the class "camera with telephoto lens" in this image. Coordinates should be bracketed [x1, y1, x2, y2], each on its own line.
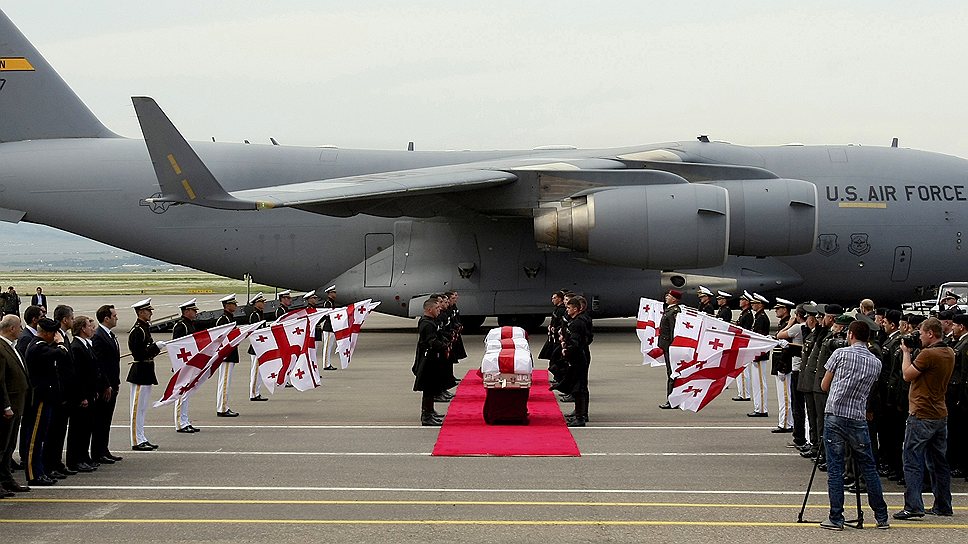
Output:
[901, 334, 920, 350]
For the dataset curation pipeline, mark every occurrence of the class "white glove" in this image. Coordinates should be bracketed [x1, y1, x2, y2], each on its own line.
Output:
[155, 340, 166, 349]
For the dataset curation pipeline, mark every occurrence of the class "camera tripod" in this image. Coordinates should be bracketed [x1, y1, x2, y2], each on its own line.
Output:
[797, 446, 864, 528]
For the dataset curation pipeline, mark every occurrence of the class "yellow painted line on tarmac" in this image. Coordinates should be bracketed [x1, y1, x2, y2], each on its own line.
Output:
[0, 519, 966, 528]
[6, 498, 842, 508]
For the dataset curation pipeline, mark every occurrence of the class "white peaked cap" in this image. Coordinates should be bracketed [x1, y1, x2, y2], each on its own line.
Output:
[698, 286, 713, 296]
[179, 298, 198, 310]
[220, 294, 237, 304]
[752, 293, 770, 304]
[131, 298, 153, 310]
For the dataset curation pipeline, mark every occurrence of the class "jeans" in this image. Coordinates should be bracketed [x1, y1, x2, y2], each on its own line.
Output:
[823, 414, 888, 524]
[901, 415, 953, 514]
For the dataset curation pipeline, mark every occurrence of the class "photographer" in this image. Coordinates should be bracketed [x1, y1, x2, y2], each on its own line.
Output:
[894, 317, 954, 519]
[819, 320, 889, 530]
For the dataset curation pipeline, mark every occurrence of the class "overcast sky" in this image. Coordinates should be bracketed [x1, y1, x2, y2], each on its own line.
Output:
[3, 1, 968, 248]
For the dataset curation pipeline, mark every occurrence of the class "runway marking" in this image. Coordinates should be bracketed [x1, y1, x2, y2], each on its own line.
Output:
[11, 498, 968, 510]
[0, 519, 965, 528]
[112, 424, 778, 430]
[115, 450, 800, 457]
[42, 485, 968, 497]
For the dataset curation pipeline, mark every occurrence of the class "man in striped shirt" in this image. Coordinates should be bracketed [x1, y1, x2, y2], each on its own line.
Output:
[819, 320, 889, 530]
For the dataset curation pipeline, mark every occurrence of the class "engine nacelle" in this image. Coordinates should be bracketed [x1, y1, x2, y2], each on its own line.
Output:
[706, 178, 818, 256]
[534, 184, 729, 269]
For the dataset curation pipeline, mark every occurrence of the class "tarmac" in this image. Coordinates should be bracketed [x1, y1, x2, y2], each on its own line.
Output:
[1, 295, 966, 542]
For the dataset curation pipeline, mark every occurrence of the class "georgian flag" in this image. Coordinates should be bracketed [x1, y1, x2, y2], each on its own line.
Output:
[669, 326, 779, 412]
[636, 297, 664, 367]
[668, 309, 703, 377]
[173, 321, 264, 398]
[481, 343, 533, 375]
[485, 326, 528, 344]
[251, 318, 312, 394]
[289, 311, 328, 391]
[484, 337, 530, 352]
[332, 299, 381, 369]
[154, 323, 236, 407]
[273, 305, 333, 325]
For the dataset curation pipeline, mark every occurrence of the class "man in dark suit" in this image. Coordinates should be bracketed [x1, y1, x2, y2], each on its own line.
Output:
[0, 315, 30, 495]
[16, 305, 44, 358]
[29, 288, 47, 312]
[90, 305, 121, 464]
[66, 316, 99, 472]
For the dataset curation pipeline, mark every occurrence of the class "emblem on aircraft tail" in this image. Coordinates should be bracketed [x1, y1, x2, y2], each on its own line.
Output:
[140, 192, 171, 214]
[848, 233, 871, 256]
[816, 234, 839, 256]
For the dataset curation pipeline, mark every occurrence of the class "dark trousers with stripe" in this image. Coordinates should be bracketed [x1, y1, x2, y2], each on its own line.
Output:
[19, 399, 52, 481]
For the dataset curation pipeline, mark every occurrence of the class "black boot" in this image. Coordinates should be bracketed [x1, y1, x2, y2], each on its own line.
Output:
[568, 394, 587, 427]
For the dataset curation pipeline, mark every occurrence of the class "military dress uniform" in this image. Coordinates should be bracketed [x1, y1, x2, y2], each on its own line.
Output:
[215, 295, 240, 416]
[733, 291, 755, 401]
[320, 286, 338, 371]
[127, 299, 161, 450]
[658, 290, 682, 406]
[560, 307, 593, 426]
[715, 291, 733, 323]
[697, 286, 715, 316]
[245, 293, 267, 400]
[771, 302, 794, 430]
[412, 313, 450, 425]
[172, 299, 198, 433]
[747, 293, 771, 417]
[945, 316, 968, 477]
[20, 320, 69, 485]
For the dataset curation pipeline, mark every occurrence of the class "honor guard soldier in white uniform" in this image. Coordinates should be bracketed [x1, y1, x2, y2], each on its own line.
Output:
[245, 293, 267, 401]
[320, 286, 338, 371]
[747, 293, 771, 417]
[716, 291, 733, 322]
[697, 286, 715, 315]
[274, 290, 292, 320]
[127, 299, 161, 451]
[733, 291, 755, 401]
[771, 297, 796, 432]
[172, 299, 199, 433]
[215, 295, 241, 416]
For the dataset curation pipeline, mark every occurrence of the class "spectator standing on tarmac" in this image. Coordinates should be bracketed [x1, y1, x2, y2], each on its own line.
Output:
[818, 320, 890, 531]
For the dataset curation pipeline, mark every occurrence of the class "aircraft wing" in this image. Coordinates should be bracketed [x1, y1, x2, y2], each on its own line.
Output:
[230, 166, 517, 208]
[132, 96, 517, 212]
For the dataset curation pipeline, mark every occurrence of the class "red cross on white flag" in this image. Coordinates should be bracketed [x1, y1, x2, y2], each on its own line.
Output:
[332, 299, 381, 369]
[636, 297, 664, 367]
[253, 318, 312, 394]
[154, 323, 236, 407]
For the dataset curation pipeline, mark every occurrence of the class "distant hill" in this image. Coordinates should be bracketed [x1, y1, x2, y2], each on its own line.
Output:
[0, 222, 183, 272]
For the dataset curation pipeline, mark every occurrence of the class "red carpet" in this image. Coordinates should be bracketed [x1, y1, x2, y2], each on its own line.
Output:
[431, 369, 581, 457]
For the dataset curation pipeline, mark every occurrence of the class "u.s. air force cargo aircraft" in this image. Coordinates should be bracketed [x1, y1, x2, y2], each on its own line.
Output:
[1, 10, 966, 327]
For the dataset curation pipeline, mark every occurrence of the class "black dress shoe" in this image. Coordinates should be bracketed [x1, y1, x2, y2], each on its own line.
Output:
[68, 463, 95, 473]
[95, 456, 116, 465]
[176, 426, 194, 433]
[567, 417, 586, 427]
[48, 471, 67, 479]
[28, 477, 57, 486]
[106, 454, 123, 462]
[146, 442, 159, 450]
[893, 509, 924, 520]
[216, 409, 239, 417]
[658, 402, 673, 409]
[559, 394, 575, 402]
[323, 365, 337, 370]
[1, 482, 30, 492]
[188, 425, 200, 432]
[432, 394, 452, 402]
[731, 396, 750, 401]
[249, 395, 268, 401]
[420, 415, 442, 426]
[747, 411, 769, 418]
[132, 442, 154, 451]
[771, 427, 793, 433]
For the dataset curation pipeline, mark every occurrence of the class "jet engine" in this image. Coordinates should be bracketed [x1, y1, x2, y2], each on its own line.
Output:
[534, 184, 730, 269]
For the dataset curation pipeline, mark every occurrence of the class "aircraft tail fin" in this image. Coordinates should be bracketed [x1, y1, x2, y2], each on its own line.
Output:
[0, 10, 118, 142]
[132, 96, 256, 210]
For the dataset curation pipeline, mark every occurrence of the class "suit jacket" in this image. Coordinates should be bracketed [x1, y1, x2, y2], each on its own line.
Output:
[70, 337, 100, 404]
[0, 339, 30, 413]
[25, 338, 69, 404]
[91, 325, 121, 388]
[30, 293, 47, 308]
[15, 328, 36, 359]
